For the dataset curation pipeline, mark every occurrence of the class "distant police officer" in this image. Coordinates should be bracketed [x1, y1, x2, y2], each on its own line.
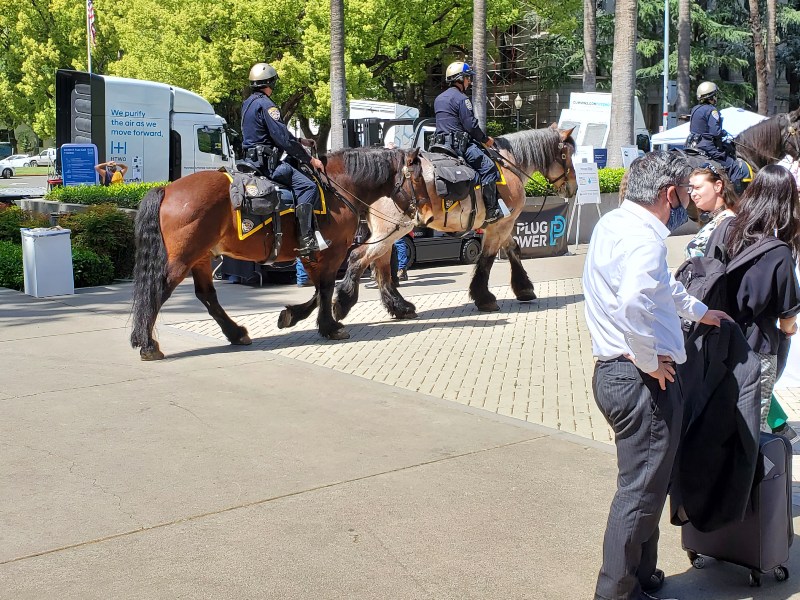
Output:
[241, 62, 325, 256]
[434, 61, 504, 224]
[687, 81, 738, 179]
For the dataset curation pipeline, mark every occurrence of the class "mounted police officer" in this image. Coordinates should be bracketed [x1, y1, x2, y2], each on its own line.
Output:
[241, 62, 325, 256]
[687, 81, 739, 182]
[434, 61, 505, 224]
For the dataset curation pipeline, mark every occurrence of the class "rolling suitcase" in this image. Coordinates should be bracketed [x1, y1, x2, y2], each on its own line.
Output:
[682, 433, 793, 587]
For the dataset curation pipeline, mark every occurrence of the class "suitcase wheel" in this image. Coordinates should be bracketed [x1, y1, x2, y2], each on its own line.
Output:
[774, 566, 789, 582]
[687, 551, 705, 569]
[749, 571, 761, 587]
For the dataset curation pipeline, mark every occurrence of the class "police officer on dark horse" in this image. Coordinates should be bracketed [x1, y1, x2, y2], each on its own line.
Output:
[433, 61, 506, 224]
[686, 81, 747, 191]
[241, 62, 325, 256]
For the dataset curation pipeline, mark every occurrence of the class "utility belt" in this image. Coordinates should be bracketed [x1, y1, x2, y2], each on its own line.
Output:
[246, 145, 282, 173]
[433, 131, 471, 154]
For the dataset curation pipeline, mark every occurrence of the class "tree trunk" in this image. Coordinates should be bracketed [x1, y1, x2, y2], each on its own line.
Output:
[472, 0, 487, 130]
[766, 0, 776, 115]
[583, 0, 597, 92]
[676, 0, 692, 116]
[749, 0, 768, 115]
[606, 0, 638, 167]
[329, 0, 347, 150]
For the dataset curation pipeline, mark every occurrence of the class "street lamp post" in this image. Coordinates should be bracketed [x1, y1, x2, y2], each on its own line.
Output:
[514, 94, 523, 131]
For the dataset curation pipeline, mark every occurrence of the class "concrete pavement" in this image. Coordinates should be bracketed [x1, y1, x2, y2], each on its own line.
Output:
[2, 235, 800, 599]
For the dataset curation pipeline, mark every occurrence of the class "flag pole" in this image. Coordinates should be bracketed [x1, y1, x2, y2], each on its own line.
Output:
[86, 0, 92, 73]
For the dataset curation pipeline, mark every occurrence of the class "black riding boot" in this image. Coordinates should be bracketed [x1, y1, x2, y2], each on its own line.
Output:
[482, 182, 504, 224]
[295, 203, 319, 256]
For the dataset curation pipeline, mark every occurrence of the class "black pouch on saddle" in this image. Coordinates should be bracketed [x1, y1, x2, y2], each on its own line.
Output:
[229, 172, 282, 215]
[422, 151, 476, 201]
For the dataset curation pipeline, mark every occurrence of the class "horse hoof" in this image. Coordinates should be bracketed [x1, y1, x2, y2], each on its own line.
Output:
[140, 348, 165, 361]
[327, 329, 351, 340]
[232, 335, 252, 346]
[277, 309, 293, 329]
[396, 311, 418, 320]
[476, 301, 500, 312]
[516, 289, 537, 302]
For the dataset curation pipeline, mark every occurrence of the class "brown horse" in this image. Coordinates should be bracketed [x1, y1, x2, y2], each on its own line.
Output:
[332, 125, 578, 321]
[130, 147, 428, 360]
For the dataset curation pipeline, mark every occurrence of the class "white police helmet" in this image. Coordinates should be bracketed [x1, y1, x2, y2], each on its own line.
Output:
[445, 61, 475, 83]
[696, 81, 719, 102]
[249, 63, 279, 90]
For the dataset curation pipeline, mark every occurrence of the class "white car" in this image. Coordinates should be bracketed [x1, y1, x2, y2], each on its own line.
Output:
[0, 154, 34, 168]
[0, 161, 15, 179]
[33, 148, 56, 167]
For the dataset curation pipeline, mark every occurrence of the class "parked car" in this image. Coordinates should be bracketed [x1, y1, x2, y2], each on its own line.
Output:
[0, 154, 33, 169]
[33, 148, 56, 167]
[0, 162, 16, 179]
[399, 228, 483, 268]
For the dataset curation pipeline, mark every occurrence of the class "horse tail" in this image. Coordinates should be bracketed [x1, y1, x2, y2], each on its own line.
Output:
[130, 187, 167, 349]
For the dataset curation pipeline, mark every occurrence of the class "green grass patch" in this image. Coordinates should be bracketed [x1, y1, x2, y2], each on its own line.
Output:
[14, 167, 50, 176]
[524, 167, 626, 197]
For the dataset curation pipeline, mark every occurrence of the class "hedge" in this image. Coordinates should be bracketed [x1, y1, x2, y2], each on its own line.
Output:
[0, 205, 51, 244]
[0, 242, 113, 291]
[58, 204, 136, 278]
[524, 167, 625, 197]
[45, 181, 166, 209]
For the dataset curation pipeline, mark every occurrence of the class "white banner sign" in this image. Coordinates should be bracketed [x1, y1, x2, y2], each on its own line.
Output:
[573, 145, 594, 165]
[621, 146, 640, 169]
[575, 162, 601, 205]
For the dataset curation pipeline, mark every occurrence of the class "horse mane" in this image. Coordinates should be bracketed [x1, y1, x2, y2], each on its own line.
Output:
[495, 127, 569, 171]
[735, 113, 786, 166]
[324, 147, 403, 184]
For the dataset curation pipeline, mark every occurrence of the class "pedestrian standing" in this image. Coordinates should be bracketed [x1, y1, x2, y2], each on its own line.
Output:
[582, 151, 730, 600]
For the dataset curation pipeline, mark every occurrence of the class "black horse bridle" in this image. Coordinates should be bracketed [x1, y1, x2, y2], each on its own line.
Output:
[541, 140, 574, 192]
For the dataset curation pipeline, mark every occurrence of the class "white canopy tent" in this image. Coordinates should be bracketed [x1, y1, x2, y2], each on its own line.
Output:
[651, 107, 768, 146]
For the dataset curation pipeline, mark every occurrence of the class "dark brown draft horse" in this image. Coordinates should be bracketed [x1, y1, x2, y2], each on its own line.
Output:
[130, 147, 427, 360]
[332, 125, 578, 321]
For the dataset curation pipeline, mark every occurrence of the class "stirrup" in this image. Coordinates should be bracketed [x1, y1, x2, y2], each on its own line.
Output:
[484, 208, 504, 224]
[295, 235, 319, 256]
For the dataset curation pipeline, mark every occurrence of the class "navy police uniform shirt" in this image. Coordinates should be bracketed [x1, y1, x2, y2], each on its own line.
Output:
[434, 86, 488, 143]
[241, 91, 309, 164]
[689, 103, 724, 142]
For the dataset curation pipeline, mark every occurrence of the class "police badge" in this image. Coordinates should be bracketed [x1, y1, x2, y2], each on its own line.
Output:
[268, 106, 281, 121]
[241, 219, 255, 234]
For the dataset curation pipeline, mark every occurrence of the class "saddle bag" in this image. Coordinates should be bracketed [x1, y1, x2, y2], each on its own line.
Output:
[229, 172, 283, 215]
[423, 152, 476, 201]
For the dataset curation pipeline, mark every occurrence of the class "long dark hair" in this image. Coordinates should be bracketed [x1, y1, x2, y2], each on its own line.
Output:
[727, 164, 800, 259]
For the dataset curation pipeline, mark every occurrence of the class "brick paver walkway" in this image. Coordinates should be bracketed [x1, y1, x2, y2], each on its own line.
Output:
[171, 278, 614, 443]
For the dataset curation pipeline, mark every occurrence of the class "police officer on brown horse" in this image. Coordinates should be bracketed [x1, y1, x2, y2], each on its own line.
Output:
[241, 62, 325, 255]
[433, 61, 505, 224]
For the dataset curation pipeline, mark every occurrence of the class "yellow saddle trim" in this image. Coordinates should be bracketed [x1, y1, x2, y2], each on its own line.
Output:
[441, 162, 506, 213]
[742, 161, 754, 184]
[226, 170, 327, 241]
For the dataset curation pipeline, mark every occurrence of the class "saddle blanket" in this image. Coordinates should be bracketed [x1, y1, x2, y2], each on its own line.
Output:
[222, 169, 326, 240]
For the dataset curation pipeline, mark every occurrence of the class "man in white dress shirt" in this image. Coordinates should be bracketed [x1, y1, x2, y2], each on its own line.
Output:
[583, 151, 730, 600]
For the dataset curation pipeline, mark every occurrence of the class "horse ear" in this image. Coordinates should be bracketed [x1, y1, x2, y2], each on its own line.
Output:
[549, 122, 558, 130]
[406, 147, 420, 164]
[560, 126, 575, 140]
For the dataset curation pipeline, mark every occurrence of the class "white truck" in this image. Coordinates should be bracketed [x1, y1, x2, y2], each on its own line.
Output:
[55, 69, 235, 183]
[557, 92, 650, 150]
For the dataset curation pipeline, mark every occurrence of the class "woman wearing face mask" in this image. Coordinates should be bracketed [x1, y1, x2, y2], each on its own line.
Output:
[722, 164, 800, 429]
[685, 164, 737, 259]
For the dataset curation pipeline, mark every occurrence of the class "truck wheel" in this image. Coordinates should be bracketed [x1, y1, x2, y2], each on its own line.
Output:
[1, 168, 12, 179]
[401, 236, 415, 269]
[460, 238, 482, 264]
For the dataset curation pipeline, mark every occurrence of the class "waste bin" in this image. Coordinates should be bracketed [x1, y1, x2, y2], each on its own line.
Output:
[21, 228, 74, 297]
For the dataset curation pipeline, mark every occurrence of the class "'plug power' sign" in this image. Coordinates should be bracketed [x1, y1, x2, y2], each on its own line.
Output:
[513, 203, 569, 259]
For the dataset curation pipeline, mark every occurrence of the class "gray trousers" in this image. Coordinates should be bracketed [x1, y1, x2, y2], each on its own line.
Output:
[592, 359, 683, 600]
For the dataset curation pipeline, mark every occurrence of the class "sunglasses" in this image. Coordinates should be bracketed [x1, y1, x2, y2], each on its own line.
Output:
[700, 162, 722, 179]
